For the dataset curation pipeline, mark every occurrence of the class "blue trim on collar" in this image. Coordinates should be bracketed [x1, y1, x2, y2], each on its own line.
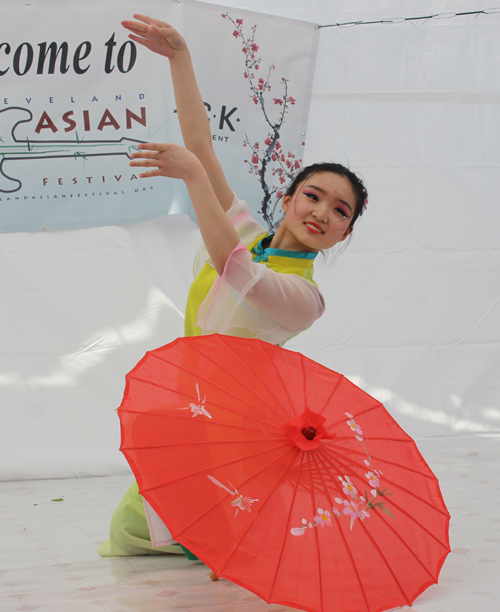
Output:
[252, 234, 318, 263]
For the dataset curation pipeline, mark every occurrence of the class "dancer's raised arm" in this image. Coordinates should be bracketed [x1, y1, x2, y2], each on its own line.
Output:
[122, 14, 234, 211]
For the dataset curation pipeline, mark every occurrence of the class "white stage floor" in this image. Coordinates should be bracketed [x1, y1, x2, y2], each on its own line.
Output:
[1, 438, 499, 612]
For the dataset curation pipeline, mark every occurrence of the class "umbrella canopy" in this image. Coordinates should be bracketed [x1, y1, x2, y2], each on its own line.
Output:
[119, 334, 450, 612]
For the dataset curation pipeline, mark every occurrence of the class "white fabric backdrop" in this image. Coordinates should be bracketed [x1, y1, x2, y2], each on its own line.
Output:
[1, 0, 499, 480]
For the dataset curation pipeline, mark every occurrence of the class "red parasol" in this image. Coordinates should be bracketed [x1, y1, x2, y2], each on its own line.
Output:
[118, 334, 450, 612]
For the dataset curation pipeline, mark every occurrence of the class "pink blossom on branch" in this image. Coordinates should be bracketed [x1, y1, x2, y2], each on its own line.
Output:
[224, 13, 302, 229]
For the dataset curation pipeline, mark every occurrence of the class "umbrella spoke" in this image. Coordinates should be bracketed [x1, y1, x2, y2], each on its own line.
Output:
[318, 372, 344, 416]
[323, 443, 440, 481]
[119, 407, 282, 436]
[327, 400, 385, 431]
[201, 335, 288, 426]
[215, 446, 303, 580]
[314, 453, 412, 605]
[268, 452, 306, 603]
[360, 500, 444, 582]
[318, 446, 450, 543]
[307, 452, 324, 612]
[372, 496, 450, 550]
[146, 352, 285, 428]
[172, 444, 299, 538]
[299, 354, 310, 412]
[258, 341, 297, 419]
[126, 374, 284, 432]
[139, 441, 293, 493]
[310, 450, 380, 612]
[121, 437, 285, 451]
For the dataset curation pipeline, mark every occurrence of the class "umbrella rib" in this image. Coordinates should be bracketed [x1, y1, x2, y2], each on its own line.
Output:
[121, 437, 286, 451]
[362, 501, 444, 582]
[319, 446, 451, 539]
[374, 496, 450, 550]
[268, 452, 306, 603]
[318, 373, 344, 416]
[323, 443, 442, 483]
[125, 374, 284, 432]
[144, 352, 285, 429]
[310, 448, 373, 612]
[193, 334, 292, 426]
[321, 445, 449, 517]
[172, 444, 299, 539]
[130, 360, 280, 425]
[312, 449, 412, 606]
[300, 353, 309, 411]
[307, 452, 324, 612]
[334, 435, 413, 443]
[215, 446, 303, 581]
[326, 401, 384, 432]
[258, 341, 296, 417]
[139, 441, 292, 494]
[119, 407, 282, 435]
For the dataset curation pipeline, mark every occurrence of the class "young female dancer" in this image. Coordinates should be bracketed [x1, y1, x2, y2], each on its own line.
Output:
[98, 14, 367, 559]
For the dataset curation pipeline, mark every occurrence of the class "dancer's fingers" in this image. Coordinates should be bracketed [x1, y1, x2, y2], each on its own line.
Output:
[137, 142, 170, 152]
[126, 35, 149, 47]
[129, 159, 158, 168]
[133, 14, 174, 29]
[121, 22, 149, 35]
[137, 169, 162, 179]
[130, 150, 160, 160]
[131, 14, 155, 26]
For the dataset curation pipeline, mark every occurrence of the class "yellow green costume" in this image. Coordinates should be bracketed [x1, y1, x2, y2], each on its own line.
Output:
[98, 196, 324, 558]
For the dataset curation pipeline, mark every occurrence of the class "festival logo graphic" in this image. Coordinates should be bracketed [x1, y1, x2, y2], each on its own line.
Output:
[0, 107, 143, 193]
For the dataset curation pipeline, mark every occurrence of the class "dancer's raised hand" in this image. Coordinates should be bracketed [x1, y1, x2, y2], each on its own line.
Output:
[130, 143, 201, 181]
[121, 14, 186, 59]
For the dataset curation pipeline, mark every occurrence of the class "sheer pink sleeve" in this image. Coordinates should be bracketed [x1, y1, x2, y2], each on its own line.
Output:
[197, 245, 325, 344]
[194, 194, 325, 345]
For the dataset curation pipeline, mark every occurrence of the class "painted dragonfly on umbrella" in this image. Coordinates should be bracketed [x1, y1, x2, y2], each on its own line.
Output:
[208, 475, 259, 517]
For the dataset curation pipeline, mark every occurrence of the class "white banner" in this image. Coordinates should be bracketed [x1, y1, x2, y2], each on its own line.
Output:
[0, 0, 319, 232]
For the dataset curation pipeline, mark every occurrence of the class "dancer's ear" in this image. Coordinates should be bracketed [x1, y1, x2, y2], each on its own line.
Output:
[281, 195, 290, 213]
[340, 226, 353, 241]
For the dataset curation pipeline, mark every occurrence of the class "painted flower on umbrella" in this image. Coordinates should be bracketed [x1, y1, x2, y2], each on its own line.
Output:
[365, 470, 379, 488]
[339, 475, 358, 499]
[345, 412, 363, 441]
[314, 509, 332, 527]
[342, 499, 370, 530]
[291, 413, 395, 536]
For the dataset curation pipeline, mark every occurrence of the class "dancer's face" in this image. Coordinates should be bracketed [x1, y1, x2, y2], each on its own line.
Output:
[279, 172, 355, 252]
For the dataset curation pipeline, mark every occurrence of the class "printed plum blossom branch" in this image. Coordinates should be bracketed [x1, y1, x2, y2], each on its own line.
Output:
[291, 413, 394, 535]
[223, 13, 302, 229]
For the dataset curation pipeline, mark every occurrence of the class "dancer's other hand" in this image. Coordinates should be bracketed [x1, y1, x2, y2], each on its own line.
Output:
[130, 143, 202, 182]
